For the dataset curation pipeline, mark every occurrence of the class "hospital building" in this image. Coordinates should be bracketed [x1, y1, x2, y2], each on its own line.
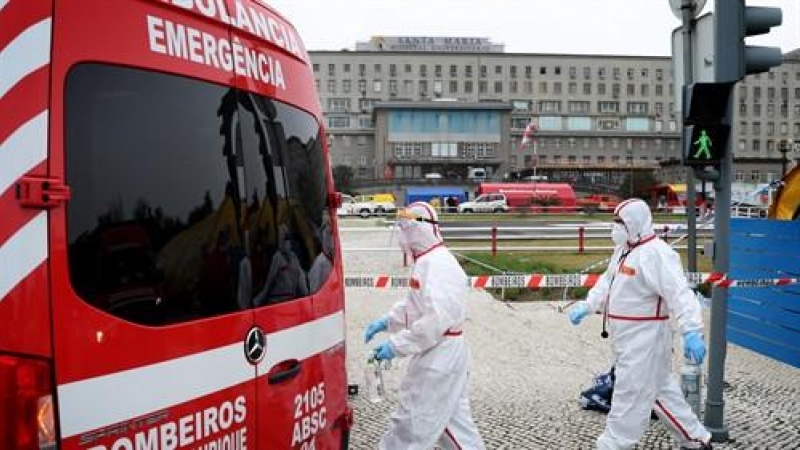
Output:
[309, 36, 800, 188]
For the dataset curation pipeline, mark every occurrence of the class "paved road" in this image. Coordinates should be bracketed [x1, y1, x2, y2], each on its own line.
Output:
[340, 226, 800, 449]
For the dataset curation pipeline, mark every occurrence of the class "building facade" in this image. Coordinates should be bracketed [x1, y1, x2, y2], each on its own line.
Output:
[310, 37, 800, 187]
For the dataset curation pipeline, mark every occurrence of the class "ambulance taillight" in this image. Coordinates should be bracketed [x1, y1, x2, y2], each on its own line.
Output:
[0, 355, 57, 449]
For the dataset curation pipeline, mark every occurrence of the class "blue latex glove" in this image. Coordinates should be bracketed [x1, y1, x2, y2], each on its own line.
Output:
[568, 303, 591, 325]
[374, 340, 396, 361]
[684, 331, 706, 364]
[364, 317, 388, 343]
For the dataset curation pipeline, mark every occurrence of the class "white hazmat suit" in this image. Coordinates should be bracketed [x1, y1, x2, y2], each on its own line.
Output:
[370, 202, 485, 450]
[573, 198, 712, 450]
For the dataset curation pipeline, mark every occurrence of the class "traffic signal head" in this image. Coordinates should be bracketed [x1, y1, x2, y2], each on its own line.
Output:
[683, 124, 730, 166]
[682, 82, 734, 167]
[714, 1, 783, 82]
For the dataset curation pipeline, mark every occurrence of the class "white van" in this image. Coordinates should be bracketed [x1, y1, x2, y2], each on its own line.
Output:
[468, 167, 487, 180]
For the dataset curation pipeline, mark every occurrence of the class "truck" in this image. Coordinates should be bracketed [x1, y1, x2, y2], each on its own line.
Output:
[476, 182, 577, 212]
[467, 167, 487, 181]
[337, 193, 397, 218]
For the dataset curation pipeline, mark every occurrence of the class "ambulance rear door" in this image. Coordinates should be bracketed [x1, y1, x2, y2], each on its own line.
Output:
[48, 1, 261, 448]
[229, 2, 349, 448]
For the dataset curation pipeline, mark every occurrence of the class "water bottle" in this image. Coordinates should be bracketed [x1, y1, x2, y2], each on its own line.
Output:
[680, 359, 702, 417]
[364, 356, 386, 403]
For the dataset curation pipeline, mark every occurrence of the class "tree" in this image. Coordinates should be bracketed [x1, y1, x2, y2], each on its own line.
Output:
[332, 165, 354, 193]
[618, 171, 657, 200]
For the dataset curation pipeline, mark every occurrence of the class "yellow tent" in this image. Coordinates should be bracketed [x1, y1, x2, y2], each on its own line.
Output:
[768, 166, 800, 220]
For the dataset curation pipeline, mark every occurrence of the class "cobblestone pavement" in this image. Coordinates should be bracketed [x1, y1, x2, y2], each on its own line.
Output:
[339, 224, 800, 449]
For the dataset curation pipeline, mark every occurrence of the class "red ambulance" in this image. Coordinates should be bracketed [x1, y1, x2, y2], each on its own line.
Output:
[0, 1, 351, 448]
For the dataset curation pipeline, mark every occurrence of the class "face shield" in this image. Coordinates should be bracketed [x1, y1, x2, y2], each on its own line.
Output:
[390, 203, 442, 257]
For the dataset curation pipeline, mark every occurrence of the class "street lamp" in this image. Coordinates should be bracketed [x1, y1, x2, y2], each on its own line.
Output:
[779, 140, 789, 176]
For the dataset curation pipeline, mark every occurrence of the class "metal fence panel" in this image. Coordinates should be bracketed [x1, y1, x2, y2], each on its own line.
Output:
[730, 218, 800, 368]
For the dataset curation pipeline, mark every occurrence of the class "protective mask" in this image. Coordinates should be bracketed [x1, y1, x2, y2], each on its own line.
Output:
[611, 223, 629, 246]
[391, 218, 415, 254]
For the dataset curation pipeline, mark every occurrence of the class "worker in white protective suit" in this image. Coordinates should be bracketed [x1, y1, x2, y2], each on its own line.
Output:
[364, 202, 486, 450]
[568, 198, 712, 450]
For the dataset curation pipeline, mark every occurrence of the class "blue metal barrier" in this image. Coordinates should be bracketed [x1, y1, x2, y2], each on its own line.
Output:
[730, 218, 800, 368]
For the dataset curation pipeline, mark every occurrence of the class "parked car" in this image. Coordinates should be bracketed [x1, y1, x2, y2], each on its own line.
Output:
[458, 193, 509, 213]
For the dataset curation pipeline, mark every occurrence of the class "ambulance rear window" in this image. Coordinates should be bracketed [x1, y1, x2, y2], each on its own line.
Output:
[65, 64, 334, 326]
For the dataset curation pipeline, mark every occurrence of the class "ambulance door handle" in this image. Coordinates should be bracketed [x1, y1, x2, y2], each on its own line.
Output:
[267, 359, 302, 384]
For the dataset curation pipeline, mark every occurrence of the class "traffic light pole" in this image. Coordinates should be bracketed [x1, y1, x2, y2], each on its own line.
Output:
[684, 0, 781, 442]
[704, 0, 735, 441]
[682, 0, 698, 273]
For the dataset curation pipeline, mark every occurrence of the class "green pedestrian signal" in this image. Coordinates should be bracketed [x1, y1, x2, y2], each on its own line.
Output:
[683, 124, 729, 165]
[693, 129, 713, 160]
[682, 82, 734, 167]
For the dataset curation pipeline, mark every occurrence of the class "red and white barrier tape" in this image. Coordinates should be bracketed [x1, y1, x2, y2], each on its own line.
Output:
[344, 273, 799, 289]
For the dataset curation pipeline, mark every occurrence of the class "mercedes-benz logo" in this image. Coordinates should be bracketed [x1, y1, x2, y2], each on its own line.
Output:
[244, 327, 266, 364]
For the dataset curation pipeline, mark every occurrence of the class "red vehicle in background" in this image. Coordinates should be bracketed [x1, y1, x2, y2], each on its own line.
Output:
[1, 1, 350, 449]
[576, 194, 622, 213]
[476, 182, 578, 212]
[648, 183, 705, 212]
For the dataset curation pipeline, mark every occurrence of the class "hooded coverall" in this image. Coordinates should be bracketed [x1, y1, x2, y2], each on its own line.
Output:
[580, 199, 712, 450]
[379, 202, 485, 450]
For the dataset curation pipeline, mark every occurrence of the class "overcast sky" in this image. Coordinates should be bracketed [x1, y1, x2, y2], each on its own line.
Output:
[267, 0, 800, 56]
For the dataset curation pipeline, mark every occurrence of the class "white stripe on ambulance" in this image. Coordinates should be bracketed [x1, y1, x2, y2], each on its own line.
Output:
[57, 311, 345, 439]
[0, 212, 47, 302]
[0, 17, 51, 99]
[0, 111, 48, 197]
